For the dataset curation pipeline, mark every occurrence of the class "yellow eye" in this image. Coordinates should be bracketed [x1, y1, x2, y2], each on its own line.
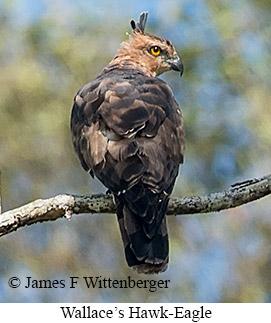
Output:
[150, 46, 161, 56]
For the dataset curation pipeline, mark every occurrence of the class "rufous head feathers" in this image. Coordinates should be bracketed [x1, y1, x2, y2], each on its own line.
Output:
[111, 12, 184, 77]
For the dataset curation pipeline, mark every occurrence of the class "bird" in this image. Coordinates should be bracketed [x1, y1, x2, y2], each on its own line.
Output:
[71, 12, 185, 274]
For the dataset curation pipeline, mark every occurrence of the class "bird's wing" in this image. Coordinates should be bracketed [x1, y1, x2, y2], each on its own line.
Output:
[71, 72, 184, 192]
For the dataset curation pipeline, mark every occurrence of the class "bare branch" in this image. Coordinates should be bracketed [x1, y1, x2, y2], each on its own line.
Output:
[1, 174, 271, 237]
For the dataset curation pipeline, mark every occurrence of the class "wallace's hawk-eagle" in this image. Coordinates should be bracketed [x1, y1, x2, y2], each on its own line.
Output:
[71, 12, 184, 274]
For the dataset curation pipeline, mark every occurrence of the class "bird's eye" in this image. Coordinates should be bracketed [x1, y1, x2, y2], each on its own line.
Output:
[150, 46, 161, 56]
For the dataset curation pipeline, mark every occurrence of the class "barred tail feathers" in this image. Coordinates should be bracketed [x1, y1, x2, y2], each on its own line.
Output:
[115, 190, 169, 274]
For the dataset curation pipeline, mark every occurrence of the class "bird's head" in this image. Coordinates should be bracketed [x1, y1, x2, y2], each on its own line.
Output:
[113, 12, 184, 77]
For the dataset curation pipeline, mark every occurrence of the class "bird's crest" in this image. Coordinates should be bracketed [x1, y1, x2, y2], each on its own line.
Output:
[111, 11, 183, 77]
[130, 11, 148, 34]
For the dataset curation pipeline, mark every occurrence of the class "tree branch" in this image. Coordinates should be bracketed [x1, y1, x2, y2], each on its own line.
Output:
[1, 174, 271, 237]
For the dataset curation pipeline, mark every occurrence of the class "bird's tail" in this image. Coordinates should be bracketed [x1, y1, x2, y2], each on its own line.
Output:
[114, 186, 169, 274]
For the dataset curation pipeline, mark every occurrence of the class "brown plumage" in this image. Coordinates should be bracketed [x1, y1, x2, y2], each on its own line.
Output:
[71, 12, 185, 274]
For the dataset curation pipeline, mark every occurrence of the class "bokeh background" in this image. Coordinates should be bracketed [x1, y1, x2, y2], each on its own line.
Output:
[1, 0, 271, 302]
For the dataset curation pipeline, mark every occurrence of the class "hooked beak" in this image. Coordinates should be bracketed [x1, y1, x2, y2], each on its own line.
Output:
[167, 55, 184, 76]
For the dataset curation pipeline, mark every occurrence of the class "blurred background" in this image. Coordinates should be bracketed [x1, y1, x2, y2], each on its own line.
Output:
[1, 0, 271, 302]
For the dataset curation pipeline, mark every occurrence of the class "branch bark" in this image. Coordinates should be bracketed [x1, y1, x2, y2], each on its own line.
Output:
[1, 174, 271, 237]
